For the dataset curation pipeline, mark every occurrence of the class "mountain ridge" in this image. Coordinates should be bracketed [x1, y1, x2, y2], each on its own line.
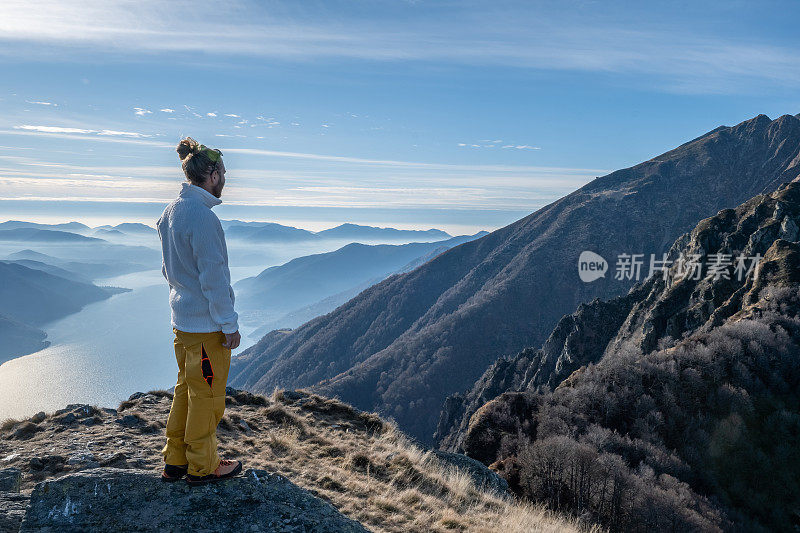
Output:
[231, 113, 800, 443]
[0, 228, 104, 243]
[222, 220, 453, 243]
[235, 233, 484, 322]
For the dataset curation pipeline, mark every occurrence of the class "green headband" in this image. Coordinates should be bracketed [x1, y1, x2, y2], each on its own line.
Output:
[196, 144, 223, 162]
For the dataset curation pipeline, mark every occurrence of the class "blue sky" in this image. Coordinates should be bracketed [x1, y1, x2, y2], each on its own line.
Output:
[1, 0, 799, 234]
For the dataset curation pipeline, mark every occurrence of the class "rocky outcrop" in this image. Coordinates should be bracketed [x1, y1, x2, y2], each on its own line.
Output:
[604, 180, 800, 356]
[0, 492, 27, 532]
[743, 238, 800, 303]
[438, 180, 800, 453]
[458, 392, 539, 468]
[0, 468, 24, 532]
[0, 468, 21, 492]
[19, 467, 368, 533]
[0, 387, 576, 533]
[430, 450, 509, 494]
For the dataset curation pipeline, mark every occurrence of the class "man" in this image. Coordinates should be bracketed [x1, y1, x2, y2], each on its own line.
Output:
[156, 137, 243, 486]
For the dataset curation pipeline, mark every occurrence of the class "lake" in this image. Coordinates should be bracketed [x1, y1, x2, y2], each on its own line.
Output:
[0, 266, 264, 420]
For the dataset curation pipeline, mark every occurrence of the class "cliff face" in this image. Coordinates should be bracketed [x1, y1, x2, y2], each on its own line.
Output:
[435, 292, 642, 450]
[438, 181, 800, 451]
[232, 113, 800, 444]
[438, 182, 800, 531]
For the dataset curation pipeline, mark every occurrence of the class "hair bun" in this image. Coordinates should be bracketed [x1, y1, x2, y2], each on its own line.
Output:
[176, 137, 199, 161]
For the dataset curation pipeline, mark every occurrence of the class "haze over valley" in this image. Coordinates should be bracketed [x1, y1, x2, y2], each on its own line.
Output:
[0, 218, 477, 419]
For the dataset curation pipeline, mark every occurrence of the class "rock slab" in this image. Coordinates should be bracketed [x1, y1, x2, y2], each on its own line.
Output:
[431, 450, 509, 494]
[19, 467, 369, 533]
[0, 468, 21, 492]
[0, 491, 29, 532]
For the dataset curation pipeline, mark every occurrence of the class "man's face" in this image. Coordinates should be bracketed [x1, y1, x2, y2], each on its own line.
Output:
[210, 160, 226, 198]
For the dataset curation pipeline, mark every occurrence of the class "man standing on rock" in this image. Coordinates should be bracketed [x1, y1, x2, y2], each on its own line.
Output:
[156, 137, 243, 485]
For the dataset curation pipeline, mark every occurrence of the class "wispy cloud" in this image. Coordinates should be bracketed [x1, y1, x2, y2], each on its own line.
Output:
[160, 108, 174, 113]
[97, 129, 151, 138]
[133, 107, 152, 116]
[459, 142, 541, 150]
[183, 105, 202, 118]
[26, 100, 57, 106]
[256, 116, 280, 126]
[221, 147, 595, 174]
[7, 126, 158, 142]
[0, 1, 798, 93]
[3, 125, 600, 173]
[14, 125, 92, 134]
[0, 165, 597, 211]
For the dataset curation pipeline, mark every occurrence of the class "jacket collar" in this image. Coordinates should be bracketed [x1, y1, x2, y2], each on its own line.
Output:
[179, 182, 222, 208]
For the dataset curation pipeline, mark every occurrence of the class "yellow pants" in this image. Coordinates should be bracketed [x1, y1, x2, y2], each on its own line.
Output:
[162, 328, 231, 477]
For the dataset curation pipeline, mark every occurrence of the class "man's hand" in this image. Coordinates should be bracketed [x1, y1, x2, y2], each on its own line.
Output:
[222, 331, 241, 349]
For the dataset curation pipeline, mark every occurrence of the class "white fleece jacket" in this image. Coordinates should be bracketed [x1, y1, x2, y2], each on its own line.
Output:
[156, 182, 239, 334]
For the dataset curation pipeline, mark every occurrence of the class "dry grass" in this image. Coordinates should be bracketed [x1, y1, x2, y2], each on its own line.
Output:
[234, 390, 590, 533]
[1, 418, 21, 431]
[0, 388, 593, 533]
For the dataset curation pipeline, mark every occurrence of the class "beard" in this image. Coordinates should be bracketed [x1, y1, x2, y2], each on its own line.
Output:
[211, 181, 223, 198]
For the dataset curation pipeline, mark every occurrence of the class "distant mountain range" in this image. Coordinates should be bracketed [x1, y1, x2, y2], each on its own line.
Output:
[0, 259, 92, 283]
[246, 240, 484, 337]
[1, 219, 452, 244]
[0, 228, 104, 243]
[5, 250, 149, 280]
[222, 220, 451, 243]
[6, 250, 54, 262]
[236, 232, 487, 336]
[0, 221, 91, 233]
[0, 262, 119, 326]
[229, 113, 800, 444]
[224, 222, 317, 242]
[97, 223, 156, 234]
[93, 228, 125, 237]
[0, 221, 155, 236]
[436, 180, 800, 531]
[0, 217, 465, 362]
[246, 283, 373, 339]
[315, 223, 450, 241]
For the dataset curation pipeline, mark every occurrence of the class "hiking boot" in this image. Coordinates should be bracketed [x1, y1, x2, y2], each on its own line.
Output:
[161, 463, 188, 482]
[185, 459, 242, 486]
